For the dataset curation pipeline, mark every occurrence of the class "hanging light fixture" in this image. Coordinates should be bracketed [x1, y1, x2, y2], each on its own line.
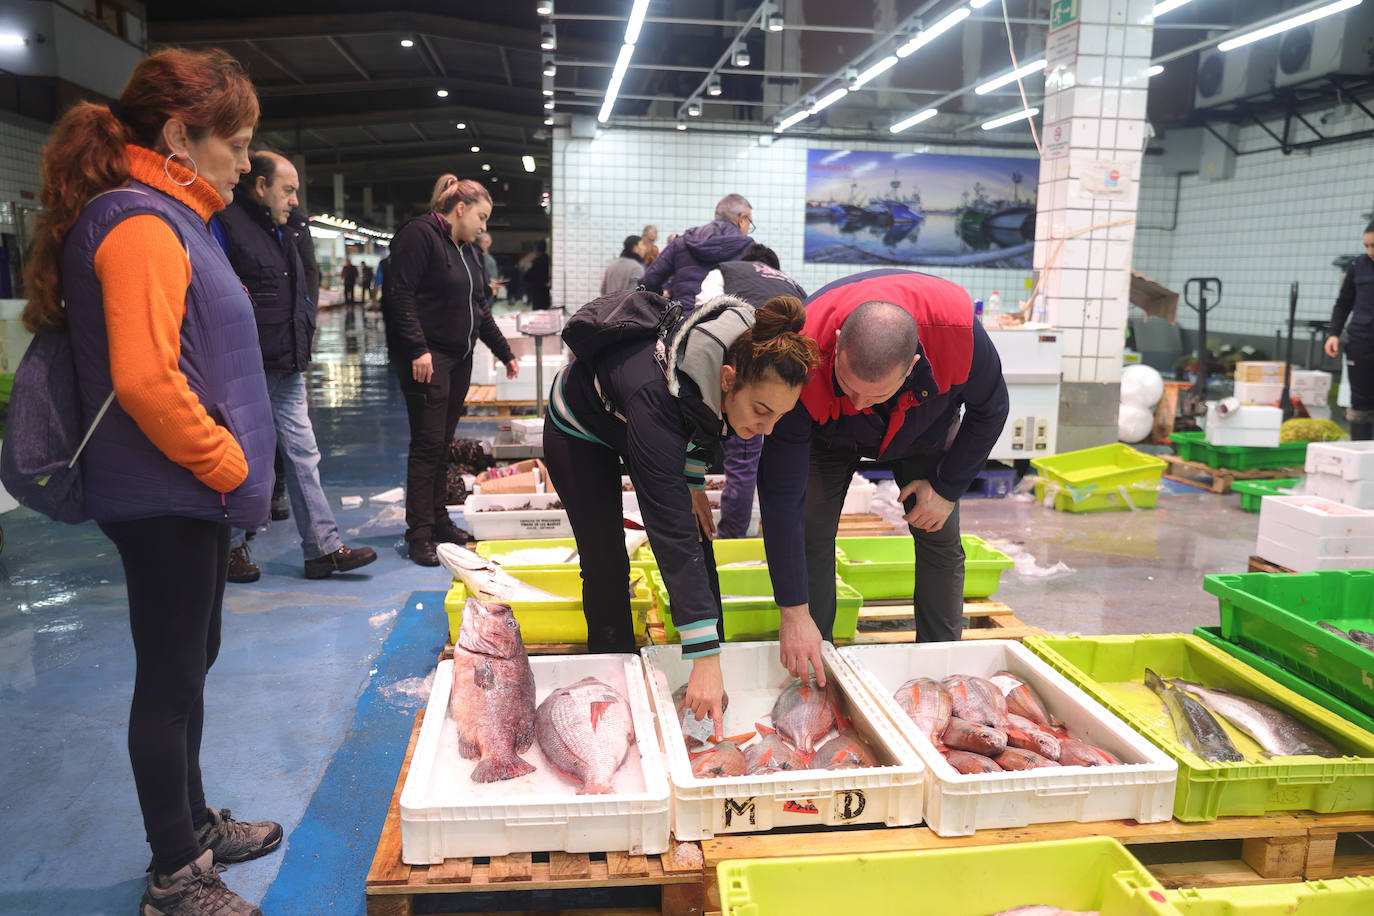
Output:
[707, 75, 722, 96]
[686, 98, 702, 117]
[536, 0, 553, 16]
[542, 55, 556, 77]
[540, 27, 556, 51]
[731, 42, 751, 67]
[400, 38, 415, 48]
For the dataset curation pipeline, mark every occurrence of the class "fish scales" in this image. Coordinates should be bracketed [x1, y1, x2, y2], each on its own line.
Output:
[942, 675, 1011, 728]
[771, 680, 839, 758]
[691, 740, 747, 778]
[1144, 668, 1243, 763]
[893, 677, 952, 748]
[449, 598, 538, 782]
[536, 676, 634, 794]
[1167, 677, 1343, 758]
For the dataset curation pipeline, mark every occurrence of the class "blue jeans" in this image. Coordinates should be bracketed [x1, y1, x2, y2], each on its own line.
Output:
[717, 433, 763, 539]
[231, 371, 343, 560]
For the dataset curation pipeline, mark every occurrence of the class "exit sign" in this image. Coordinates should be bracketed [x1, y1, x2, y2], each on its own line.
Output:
[1050, 0, 1079, 30]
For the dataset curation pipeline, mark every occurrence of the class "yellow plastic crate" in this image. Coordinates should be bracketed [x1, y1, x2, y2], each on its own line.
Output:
[1031, 443, 1167, 512]
[473, 536, 656, 575]
[444, 567, 651, 645]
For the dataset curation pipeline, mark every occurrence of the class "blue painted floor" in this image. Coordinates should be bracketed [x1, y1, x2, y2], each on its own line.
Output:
[0, 307, 1261, 915]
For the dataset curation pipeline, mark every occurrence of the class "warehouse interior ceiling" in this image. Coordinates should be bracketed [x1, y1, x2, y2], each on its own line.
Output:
[141, 1, 1363, 230]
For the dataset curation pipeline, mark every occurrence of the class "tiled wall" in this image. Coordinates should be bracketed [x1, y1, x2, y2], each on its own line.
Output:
[1133, 106, 1374, 341]
[0, 114, 47, 236]
[551, 129, 1039, 310]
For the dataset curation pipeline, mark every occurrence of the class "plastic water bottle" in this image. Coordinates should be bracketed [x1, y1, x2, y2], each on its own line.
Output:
[1031, 292, 1047, 324]
[986, 291, 1001, 327]
[973, 298, 984, 324]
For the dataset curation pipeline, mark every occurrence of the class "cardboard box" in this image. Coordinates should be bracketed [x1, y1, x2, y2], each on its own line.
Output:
[473, 458, 550, 495]
[1234, 361, 1287, 384]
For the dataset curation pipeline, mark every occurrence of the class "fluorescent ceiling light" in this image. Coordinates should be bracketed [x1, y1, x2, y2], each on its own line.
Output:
[598, 42, 636, 123]
[471, 145, 481, 152]
[537, 0, 553, 15]
[896, 8, 970, 58]
[981, 107, 1039, 130]
[1151, 0, 1196, 16]
[889, 108, 938, 133]
[399, 38, 414, 48]
[482, 163, 492, 171]
[436, 88, 449, 98]
[853, 55, 898, 89]
[625, 0, 651, 45]
[773, 109, 811, 133]
[809, 87, 849, 114]
[1147, 64, 1164, 77]
[1219, 0, 1361, 52]
[975, 58, 1046, 95]
[522, 155, 536, 173]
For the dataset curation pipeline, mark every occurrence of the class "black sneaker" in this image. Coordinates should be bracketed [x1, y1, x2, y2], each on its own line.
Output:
[140, 849, 260, 915]
[269, 495, 290, 522]
[196, 807, 282, 865]
[409, 539, 440, 567]
[433, 520, 472, 545]
[303, 545, 378, 579]
[226, 547, 260, 584]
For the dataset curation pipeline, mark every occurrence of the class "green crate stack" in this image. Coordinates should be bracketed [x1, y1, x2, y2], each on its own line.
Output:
[1229, 478, 1300, 513]
[1170, 431, 1309, 470]
[834, 534, 1013, 599]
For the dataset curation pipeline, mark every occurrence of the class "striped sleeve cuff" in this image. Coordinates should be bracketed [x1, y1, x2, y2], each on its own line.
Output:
[677, 619, 721, 659]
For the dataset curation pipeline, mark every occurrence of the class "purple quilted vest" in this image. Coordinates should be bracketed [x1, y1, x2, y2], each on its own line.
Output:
[61, 181, 275, 528]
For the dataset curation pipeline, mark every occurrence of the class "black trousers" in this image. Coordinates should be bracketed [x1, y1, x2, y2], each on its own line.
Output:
[99, 515, 229, 876]
[397, 350, 472, 541]
[1346, 337, 1374, 437]
[343, 279, 357, 303]
[543, 419, 725, 652]
[805, 448, 965, 642]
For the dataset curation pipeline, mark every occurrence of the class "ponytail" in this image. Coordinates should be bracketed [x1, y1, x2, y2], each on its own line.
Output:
[431, 173, 491, 215]
[726, 295, 819, 389]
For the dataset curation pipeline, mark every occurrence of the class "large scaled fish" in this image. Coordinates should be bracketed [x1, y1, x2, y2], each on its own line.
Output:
[436, 543, 563, 602]
[1057, 738, 1121, 767]
[990, 670, 1059, 731]
[1144, 668, 1243, 763]
[942, 675, 1011, 728]
[1005, 714, 1062, 761]
[941, 716, 1007, 757]
[1166, 677, 1343, 758]
[744, 724, 806, 775]
[536, 676, 635, 794]
[771, 679, 840, 759]
[893, 677, 952, 749]
[449, 598, 537, 782]
[944, 750, 1004, 773]
[690, 739, 749, 778]
[1319, 621, 1374, 651]
[812, 729, 879, 770]
[993, 747, 1061, 771]
[673, 684, 729, 751]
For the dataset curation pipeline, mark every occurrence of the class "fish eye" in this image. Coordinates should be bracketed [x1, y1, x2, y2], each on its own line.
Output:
[505, 617, 518, 628]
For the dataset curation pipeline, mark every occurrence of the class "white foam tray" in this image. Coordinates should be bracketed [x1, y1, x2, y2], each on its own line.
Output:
[1255, 534, 1374, 572]
[1306, 441, 1374, 481]
[400, 655, 671, 862]
[1258, 494, 1374, 538]
[836, 640, 1177, 837]
[1307, 471, 1374, 510]
[641, 641, 925, 841]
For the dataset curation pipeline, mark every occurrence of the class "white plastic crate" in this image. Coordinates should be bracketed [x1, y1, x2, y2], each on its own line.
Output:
[1257, 494, 1374, 539]
[1306, 471, 1374, 510]
[464, 492, 572, 539]
[641, 642, 926, 840]
[1255, 534, 1374, 571]
[400, 655, 671, 862]
[1305, 441, 1374, 481]
[836, 641, 1177, 838]
[496, 354, 567, 402]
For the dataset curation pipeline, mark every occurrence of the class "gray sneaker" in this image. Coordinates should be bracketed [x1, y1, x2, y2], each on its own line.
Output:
[140, 849, 259, 915]
[196, 807, 282, 865]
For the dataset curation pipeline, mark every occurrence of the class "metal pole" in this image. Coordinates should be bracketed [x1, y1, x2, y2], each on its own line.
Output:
[534, 334, 545, 419]
[1281, 282, 1298, 419]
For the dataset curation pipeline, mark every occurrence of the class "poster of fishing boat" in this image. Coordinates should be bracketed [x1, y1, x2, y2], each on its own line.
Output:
[804, 149, 1038, 268]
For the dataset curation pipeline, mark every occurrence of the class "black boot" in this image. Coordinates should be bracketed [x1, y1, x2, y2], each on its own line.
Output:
[1352, 421, 1373, 441]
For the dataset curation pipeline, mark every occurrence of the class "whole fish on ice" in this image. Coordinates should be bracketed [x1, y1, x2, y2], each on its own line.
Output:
[536, 676, 635, 794]
[993, 747, 1061, 770]
[436, 543, 563, 602]
[944, 750, 1003, 773]
[771, 680, 839, 759]
[449, 598, 537, 782]
[941, 716, 1007, 757]
[1005, 713, 1062, 761]
[1144, 668, 1243, 763]
[1166, 677, 1342, 758]
[1057, 737, 1121, 767]
[690, 739, 749, 778]
[893, 677, 952, 749]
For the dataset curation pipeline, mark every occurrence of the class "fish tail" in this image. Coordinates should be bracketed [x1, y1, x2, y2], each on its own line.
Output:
[470, 753, 536, 783]
[1143, 668, 1165, 695]
[578, 782, 615, 795]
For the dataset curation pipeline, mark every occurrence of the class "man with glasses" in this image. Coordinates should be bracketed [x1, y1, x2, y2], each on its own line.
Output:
[757, 270, 1009, 678]
[639, 193, 756, 310]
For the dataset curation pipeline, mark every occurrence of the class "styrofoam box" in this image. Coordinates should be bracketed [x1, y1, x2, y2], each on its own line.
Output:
[1306, 471, 1374, 510]
[472, 467, 545, 495]
[1232, 380, 1283, 405]
[1207, 403, 1281, 430]
[1256, 515, 1374, 558]
[1235, 361, 1286, 383]
[837, 641, 1177, 837]
[1305, 441, 1374, 481]
[1290, 369, 1332, 400]
[496, 354, 567, 402]
[470, 340, 499, 385]
[464, 492, 572, 539]
[1258, 494, 1374, 538]
[509, 417, 545, 444]
[1205, 425, 1281, 448]
[842, 474, 877, 515]
[1255, 534, 1374, 572]
[400, 656, 671, 862]
[641, 642, 926, 840]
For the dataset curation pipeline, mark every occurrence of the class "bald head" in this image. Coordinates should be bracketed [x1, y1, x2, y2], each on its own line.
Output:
[836, 301, 920, 383]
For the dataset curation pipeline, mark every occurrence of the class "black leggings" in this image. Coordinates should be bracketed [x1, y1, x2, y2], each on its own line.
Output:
[100, 515, 229, 876]
[397, 350, 472, 541]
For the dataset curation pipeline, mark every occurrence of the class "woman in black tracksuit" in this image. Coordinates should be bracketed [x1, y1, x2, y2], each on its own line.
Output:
[384, 176, 518, 565]
[545, 294, 819, 736]
[1325, 220, 1374, 440]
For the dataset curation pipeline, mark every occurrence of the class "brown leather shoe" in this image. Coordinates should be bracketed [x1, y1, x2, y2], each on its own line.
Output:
[409, 539, 440, 567]
[433, 520, 473, 545]
[227, 546, 260, 584]
[304, 544, 378, 579]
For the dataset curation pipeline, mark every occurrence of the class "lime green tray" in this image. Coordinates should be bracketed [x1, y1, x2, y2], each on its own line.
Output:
[651, 566, 862, 642]
[1170, 431, 1308, 470]
[444, 567, 652, 645]
[1205, 570, 1374, 719]
[1031, 443, 1167, 512]
[1023, 633, 1374, 821]
[640, 537, 770, 570]
[834, 534, 1013, 600]
[1230, 478, 1300, 513]
[1149, 877, 1374, 915]
[473, 536, 656, 575]
[1192, 626, 1374, 735]
[717, 836, 1166, 916]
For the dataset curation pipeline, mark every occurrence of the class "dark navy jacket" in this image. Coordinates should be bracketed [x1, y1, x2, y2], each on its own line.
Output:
[63, 183, 275, 528]
[1328, 255, 1374, 345]
[640, 218, 754, 305]
[216, 188, 316, 372]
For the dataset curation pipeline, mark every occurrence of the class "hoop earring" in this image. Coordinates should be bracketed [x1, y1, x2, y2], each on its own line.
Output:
[164, 152, 198, 187]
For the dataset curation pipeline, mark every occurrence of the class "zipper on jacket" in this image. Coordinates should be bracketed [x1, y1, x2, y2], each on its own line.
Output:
[221, 493, 228, 519]
[457, 241, 476, 360]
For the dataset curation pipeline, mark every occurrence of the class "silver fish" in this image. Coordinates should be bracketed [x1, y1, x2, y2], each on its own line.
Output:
[1321, 621, 1374, 651]
[1144, 668, 1243, 763]
[437, 543, 564, 602]
[1166, 677, 1343, 758]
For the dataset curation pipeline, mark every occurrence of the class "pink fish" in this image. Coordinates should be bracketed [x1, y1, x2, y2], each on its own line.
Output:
[989, 670, 1059, 731]
[1006, 714, 1062, 761]
[812, 729, 879, 770]
[941, 715, 1007, 757]
[893, 677, 952, 749]
[993, 747, 1061, 771]
[743, 723, 806, 775]
[449, 599, 536, 783]
[1058, 738, 1121, 767]
[771, 680, 840, 759]
[942, 675, 1011, 728]
[943, 750, 1004, 773]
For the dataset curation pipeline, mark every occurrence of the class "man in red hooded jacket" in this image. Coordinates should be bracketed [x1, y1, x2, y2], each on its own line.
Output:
[758, 270, 1009, 676]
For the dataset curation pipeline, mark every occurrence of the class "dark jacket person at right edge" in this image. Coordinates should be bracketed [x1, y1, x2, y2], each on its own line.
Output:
[1325, 220, 1374, 440]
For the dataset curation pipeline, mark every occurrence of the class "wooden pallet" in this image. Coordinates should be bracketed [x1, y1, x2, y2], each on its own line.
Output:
[692, 812, 1374, 914]
[460, 385, 538, 421]
[365, 710, 704, 916]
[1160, 455, 1304, 495]
[1248, 554, 1295, 574]
[835, 514, 898, 536]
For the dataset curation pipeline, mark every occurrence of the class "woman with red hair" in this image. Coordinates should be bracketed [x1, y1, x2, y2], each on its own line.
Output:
[24, 49, 279, 915]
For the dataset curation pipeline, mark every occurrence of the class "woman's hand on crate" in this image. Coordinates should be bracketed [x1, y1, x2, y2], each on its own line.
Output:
[899, 479, 954, 532]
[779, 605, 826, 688]
[685, 655, 726, 741]
[691, 489, 716, 541]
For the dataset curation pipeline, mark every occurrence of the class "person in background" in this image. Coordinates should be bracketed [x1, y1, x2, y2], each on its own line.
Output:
[695, 244, 807, 539]
[383, 175, 519, 566]
[22, 48, 280, 914]
[545, 295, 822, 737]
[214, 150, 378, 582]
[360, 261, 375, 304]
[600, 234, 645, 295]
[641, 223, 660, 265]
[340, 257, 358, 304]
[640, 194, 755, 307]
[1325, 220, 1374, 440]
[525, 239, 552, 310]
[476, 231, 501, 300]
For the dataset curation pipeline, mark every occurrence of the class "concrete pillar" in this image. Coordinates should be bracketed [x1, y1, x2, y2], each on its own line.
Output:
[363, 186, 373, 222]
[1034, 0, 1154, 451]
[385, 203, 395, 230]
[332, 172, 345, 215]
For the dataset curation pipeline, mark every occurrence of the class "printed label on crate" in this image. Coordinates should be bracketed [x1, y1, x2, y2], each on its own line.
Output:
[833, 789, 867, 821]
[519, 518, 568, 531]
[780, 798, 819, 815]
[720, 797, 758, 830]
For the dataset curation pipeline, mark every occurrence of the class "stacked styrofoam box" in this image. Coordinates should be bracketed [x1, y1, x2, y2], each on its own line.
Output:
[1232, 380, 1283, 406]
[1291, 369, 1332, 408]
[509, 417, 544, 446]
[1232, 361, 1286, 407]
[1256, 494, 1374, 570]
[1204, 403, 1281, 448]
[470, 340, 499, 385]
[1234, 361, 1286, 384]
[496, 354, 567, 401]
[1305, 441, 1374, 510]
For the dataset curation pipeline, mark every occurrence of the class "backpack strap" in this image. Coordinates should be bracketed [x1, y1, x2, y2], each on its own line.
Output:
[67, 391, 116, 469]
[591, 297, 681, 419]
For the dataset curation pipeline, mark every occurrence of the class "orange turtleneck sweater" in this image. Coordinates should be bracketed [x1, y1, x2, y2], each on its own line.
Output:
[91, 145, 248, 495]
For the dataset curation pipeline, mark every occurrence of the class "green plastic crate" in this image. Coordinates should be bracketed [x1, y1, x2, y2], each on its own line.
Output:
[1170, 431, 1309, 470]
[473, 536, 656, 575]
[651, 566, 862, 642]
[834, 534, 1013, 599]
[1204, 570, 1374, 719]
[1230, 478, 1300, 513]
[1030, 443, 1167, 512]
[1145, 877, 1374, 915]
[641, 537, 770, 570]
[1023, 633, 1374, 821]
[443, 567, 652, 645]
[717, 836, 1167, 916]
[1193, 626, 1374, 736]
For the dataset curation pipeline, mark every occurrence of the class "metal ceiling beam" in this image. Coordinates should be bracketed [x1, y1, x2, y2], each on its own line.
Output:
[245, 39, 305, 84]
[256, 75, 537, 101]
[408, 122, 429, 142]
[556, 59, 829, 79]
[259, 105, 541, 133]
[294, 136, 548, 160]
[327, 36, 371, 80]
[497, 47, 514, 89]
[551, 14, 884, 34]
[418, 34, 447, 78]
[357, 126, 383, 144]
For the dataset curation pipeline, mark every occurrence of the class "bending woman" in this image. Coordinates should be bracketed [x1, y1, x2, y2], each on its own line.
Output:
[544, 295, 822, 735]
